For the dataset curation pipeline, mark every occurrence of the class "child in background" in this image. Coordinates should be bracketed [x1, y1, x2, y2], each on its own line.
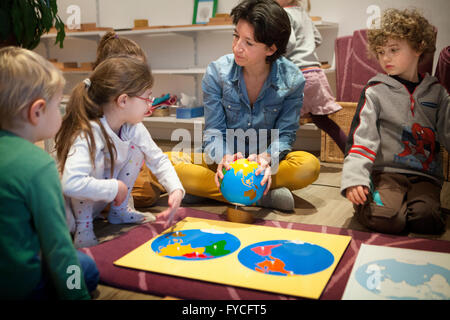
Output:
[93, 31, 147, 68]
[341, 8, 449, 234]
[0, 47, 98, 299]
[94, 31, 165, 208]
[55, 56, 184, 248]
[277, 0, 348, 153]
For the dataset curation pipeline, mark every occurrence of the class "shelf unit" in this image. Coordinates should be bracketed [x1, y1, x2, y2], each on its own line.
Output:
[40, 22, 337, 77]
[41, 24, 235, 99]
[40, 21, 338, 151]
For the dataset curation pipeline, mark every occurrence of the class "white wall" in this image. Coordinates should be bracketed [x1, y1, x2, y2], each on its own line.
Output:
[54, 0, 240, 29]
[52, 0, 448, 69]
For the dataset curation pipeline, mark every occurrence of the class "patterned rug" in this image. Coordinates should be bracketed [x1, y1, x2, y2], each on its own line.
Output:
[79, 207, 450, 300]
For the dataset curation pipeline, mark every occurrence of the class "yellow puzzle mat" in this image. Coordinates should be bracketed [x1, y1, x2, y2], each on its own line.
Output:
[114, 217, 351, 299]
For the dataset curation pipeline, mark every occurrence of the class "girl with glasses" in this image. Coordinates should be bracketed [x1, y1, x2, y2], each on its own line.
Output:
[55, 57, 184, 248]
[93, 31, 166, 211]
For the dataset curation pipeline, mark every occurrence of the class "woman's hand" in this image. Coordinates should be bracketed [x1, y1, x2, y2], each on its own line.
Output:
[214, 152, 244, 188]
[248, 153, 272, 195]
[345, 185, 369, 205]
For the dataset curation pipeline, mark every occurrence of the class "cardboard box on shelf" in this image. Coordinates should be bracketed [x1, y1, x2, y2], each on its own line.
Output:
[134, 19, 149, 28]
[207, 13, 232, 25]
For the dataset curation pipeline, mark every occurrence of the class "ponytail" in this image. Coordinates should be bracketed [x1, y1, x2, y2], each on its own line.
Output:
[55, 81, 117, 176]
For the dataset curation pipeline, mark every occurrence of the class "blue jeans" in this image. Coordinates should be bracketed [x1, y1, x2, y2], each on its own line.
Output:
[30, 251, 99, 299]
[77, 250, 100, 293]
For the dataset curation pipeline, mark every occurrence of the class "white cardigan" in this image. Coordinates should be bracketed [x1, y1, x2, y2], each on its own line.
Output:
[62, 117, 184, 203]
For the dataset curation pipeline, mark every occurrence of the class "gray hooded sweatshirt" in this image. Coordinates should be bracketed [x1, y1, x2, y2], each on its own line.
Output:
[341, 73, 450, 196]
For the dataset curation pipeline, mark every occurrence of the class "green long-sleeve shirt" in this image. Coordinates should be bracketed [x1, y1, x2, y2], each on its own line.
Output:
[0, 130, 90, 299]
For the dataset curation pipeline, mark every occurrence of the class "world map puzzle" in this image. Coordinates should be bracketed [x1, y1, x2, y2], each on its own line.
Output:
[114, 217, 351, 299]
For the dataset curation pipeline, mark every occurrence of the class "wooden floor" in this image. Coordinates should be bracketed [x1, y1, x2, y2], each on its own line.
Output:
[91, 154, 450, 300]
[34, 139, 450, 299]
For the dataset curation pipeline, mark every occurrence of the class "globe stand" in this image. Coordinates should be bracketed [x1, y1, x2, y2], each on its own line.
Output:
[226, 204, 254, 224]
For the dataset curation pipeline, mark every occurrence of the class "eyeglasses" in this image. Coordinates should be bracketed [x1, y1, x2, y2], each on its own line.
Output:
[135, 93, 155, 107]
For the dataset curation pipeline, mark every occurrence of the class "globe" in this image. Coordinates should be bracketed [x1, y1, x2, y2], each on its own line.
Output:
[220, 158, 267, 206]
[151, 229, 241, 261]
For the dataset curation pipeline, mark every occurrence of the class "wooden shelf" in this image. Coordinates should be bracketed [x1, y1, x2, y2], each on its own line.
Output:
[41, 21, 336, 39]
[41, 24, 233, 40]
[59, 67, 334, 76]
[42, 30, 104, 39]
[152, 68, 206, 75]
[143, 115, 204, 124]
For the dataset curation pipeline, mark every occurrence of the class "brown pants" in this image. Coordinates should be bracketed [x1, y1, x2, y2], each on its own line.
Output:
[131, 164, 165, 208]
[354, 172, 446, 234]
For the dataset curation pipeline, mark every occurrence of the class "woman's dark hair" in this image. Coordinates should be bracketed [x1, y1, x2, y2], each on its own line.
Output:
[231, 0, 291, 63]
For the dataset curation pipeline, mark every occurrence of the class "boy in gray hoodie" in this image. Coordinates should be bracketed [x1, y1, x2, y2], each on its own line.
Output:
[341, 8, 449, 234]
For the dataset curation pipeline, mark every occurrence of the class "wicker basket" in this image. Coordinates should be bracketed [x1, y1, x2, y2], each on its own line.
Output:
[441, 146, 449, 182]
[320, 102, 357, 163]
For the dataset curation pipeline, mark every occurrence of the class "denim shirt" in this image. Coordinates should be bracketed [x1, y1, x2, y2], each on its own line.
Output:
[201, 54, 305, 165]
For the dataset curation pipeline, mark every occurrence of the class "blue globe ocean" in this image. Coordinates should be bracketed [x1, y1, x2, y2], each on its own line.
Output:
[238, 240, 335, 276]
[220, 159, 266, 206]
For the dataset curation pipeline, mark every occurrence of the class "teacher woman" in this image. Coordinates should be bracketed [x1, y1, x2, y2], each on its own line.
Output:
[168, 0, 320, 211]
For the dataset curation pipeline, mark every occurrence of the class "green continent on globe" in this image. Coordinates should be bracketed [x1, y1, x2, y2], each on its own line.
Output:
[204, 240, 230, 257]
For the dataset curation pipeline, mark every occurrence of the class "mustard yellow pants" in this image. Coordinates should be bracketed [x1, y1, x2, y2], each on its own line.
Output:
[166, 151, 320, 203]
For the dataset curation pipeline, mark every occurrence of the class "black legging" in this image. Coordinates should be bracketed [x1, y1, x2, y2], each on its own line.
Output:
[310, 114, 347, 154]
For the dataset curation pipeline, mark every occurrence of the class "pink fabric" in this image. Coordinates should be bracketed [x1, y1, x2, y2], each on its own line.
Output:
[301, 68, 342, 116]
[350, 30, 384, 102]
[335, 29, 436, 102]
[435, 46, 450, 93]
[80, 207, 450, 300]
[335, 35, 353, 102]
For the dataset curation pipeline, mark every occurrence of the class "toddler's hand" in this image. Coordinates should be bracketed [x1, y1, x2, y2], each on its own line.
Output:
[167, 189, 183, 211]
[161, 189, 184, 228]
[114, 180, 128, 206]
[346, 185, 369, 205]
